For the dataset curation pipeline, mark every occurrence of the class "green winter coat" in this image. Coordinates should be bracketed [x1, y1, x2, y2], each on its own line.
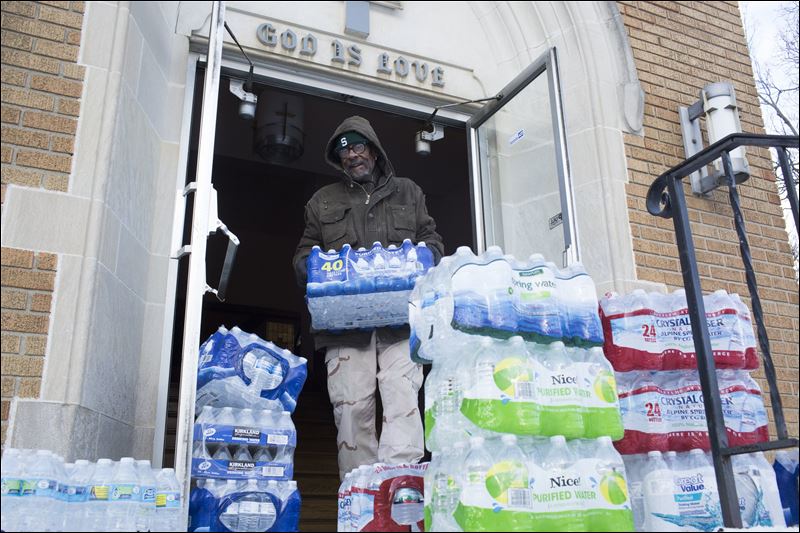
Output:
[292, 115, 444, 349]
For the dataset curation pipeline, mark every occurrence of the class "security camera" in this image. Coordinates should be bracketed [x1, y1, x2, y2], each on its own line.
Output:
[415, 132, 431, 157]
[414, 123, 444, 156]
[229, 79, 258, 121]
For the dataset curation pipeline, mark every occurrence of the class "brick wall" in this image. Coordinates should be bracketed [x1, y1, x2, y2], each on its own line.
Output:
[1, 248, 57, 444]
[618, 1, 799, 439]
[1, 1, 84, 445]
[1, 1, 85, 202]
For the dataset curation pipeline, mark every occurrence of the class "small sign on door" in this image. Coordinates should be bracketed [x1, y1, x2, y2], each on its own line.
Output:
[549, 212, 563, 230]
[509, 129, 525, 145]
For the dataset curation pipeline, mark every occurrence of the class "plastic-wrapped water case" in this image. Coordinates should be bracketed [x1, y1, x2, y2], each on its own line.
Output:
[599, 290, 758, 371]
[623, 449, 785, 531]
[188, 478, 300, 532]
[305, 240, 435, 331]
[423, 435, 634, 533]
[191, 407, 296, 481]
[338, 462, 427, 532]
[614, 370, 769, 455]
[423, 337, 623, 445]
[409, 246, 603, 365]
[196, 327, 307, 413]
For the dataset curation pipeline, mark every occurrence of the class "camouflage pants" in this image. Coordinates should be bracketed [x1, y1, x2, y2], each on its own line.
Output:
[325, 332, 424, 480]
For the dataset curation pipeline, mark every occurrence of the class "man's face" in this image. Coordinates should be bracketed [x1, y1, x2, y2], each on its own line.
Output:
[340, 143, 377, 183]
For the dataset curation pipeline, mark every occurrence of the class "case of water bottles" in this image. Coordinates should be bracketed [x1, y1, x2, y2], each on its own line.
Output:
[409, 246, 604, 365]
[614, 369, 769, 455]
[192, 407, 296, 481]
[623, 449, 786, 531]
[305, 239, 435, 331]
[189, 478, 301, 532]
[424, 434, 634, 532]
[773, 449, 799, 526]
[599, 289, 759, 371]
[196, 326, 308, 413]
[337, 462, 427, 532]
[189, 327, 305, 532]
[424, 336, 624, 446]
[1, 448, 184, 532]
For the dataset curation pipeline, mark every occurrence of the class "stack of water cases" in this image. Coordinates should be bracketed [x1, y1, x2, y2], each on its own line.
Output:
[189, 327, 307, 532]
[409, 246, 633, 532]
[306, 239, 435, 331]
[0, 448, 183, 532]
[599, 289, 786, 531]
[336, 462, 427, 532]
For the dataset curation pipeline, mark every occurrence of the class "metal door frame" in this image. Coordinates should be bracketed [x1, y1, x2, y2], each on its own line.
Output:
[467, 47, 578, 265]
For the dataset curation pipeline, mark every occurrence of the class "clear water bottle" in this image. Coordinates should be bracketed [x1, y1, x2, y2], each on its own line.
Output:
[641, 450, 679, 531]
[217, 406, 237, 426]
[245, 350, 285, 398]
[496, 434, 531, 510]
[431, 351, 469, 450]
[62, 458, 93, 532]
[85, 458, 114, 531]
[591, 436, 634, 531]
[237, 408, 258, 428]
[455, 437, 493, 532]
[337, 472, 353, 532]
[213, 444, 232, 462]
[17, 449, 60, 532]
[239, 479, 277, 532]
[273, 411, 295, 464]
[390, 486, 424, 526]
[1, 448, 24, 532]
[537, 341, 584, 439]
[135, 460, 157, 532]
[349, 465, 373, 532]
[540, 435, 586, 532]
[663, 450, 678, 470]
[193, 440, 212, 460]
[154, 468, 184, 532]
[107, 457, 141, 532]
[233, 445, 254, 462]
[195, 405, 214, 425]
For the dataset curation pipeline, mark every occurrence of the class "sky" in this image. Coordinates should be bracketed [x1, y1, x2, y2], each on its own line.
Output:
[739, 1, 799, 264]
[739, 1, 798, 132]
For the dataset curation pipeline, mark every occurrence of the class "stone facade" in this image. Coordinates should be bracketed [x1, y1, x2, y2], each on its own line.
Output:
[1, 0, 84, 445]
[0, 1, 796, 461]
[619, 0, 799, 439]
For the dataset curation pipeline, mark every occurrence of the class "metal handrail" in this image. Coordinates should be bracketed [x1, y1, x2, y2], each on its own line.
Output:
[646, 132, 799, 528]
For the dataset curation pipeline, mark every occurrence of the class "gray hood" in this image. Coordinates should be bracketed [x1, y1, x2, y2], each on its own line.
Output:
[324, 115, 395, 185]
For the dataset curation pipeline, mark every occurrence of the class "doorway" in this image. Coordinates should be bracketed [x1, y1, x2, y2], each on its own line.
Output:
[164, 63, 473, 530]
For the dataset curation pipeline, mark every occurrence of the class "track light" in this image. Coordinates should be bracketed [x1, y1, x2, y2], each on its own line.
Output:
[225, 22, 257, 121]
[414, 94, 502, 156]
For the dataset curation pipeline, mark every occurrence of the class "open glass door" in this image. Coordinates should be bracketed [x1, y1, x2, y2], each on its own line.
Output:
[467, 48, 578, 267]
[171, 1, 226, 510]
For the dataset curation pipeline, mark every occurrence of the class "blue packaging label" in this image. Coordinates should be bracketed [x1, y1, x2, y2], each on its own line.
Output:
[191, 457, 292, 480]
[89, 484, 111, 501]
[111, 483, 141, 502]
[21, 478, 58, 497]
[141, 485, 157, 504]
[1, 477, 22, 496]
[60, 483, 89, 503]
[195, 423, 297, 448]
[157, 490, 181, 509]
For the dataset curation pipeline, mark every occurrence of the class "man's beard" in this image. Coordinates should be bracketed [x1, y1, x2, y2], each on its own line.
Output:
[347, 166, 377, 184]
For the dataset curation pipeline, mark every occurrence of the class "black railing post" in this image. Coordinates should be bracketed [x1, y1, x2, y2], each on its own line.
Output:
[776, 147, 799, 235]
[665, 172, 743, 528]
[721, 151, 790, 441]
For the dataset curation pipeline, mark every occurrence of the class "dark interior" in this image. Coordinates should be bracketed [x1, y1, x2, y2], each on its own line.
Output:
[164, 63, 473, 530]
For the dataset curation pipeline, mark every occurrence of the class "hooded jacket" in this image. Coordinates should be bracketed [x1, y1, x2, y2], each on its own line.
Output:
[292, 116, 444, 349]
